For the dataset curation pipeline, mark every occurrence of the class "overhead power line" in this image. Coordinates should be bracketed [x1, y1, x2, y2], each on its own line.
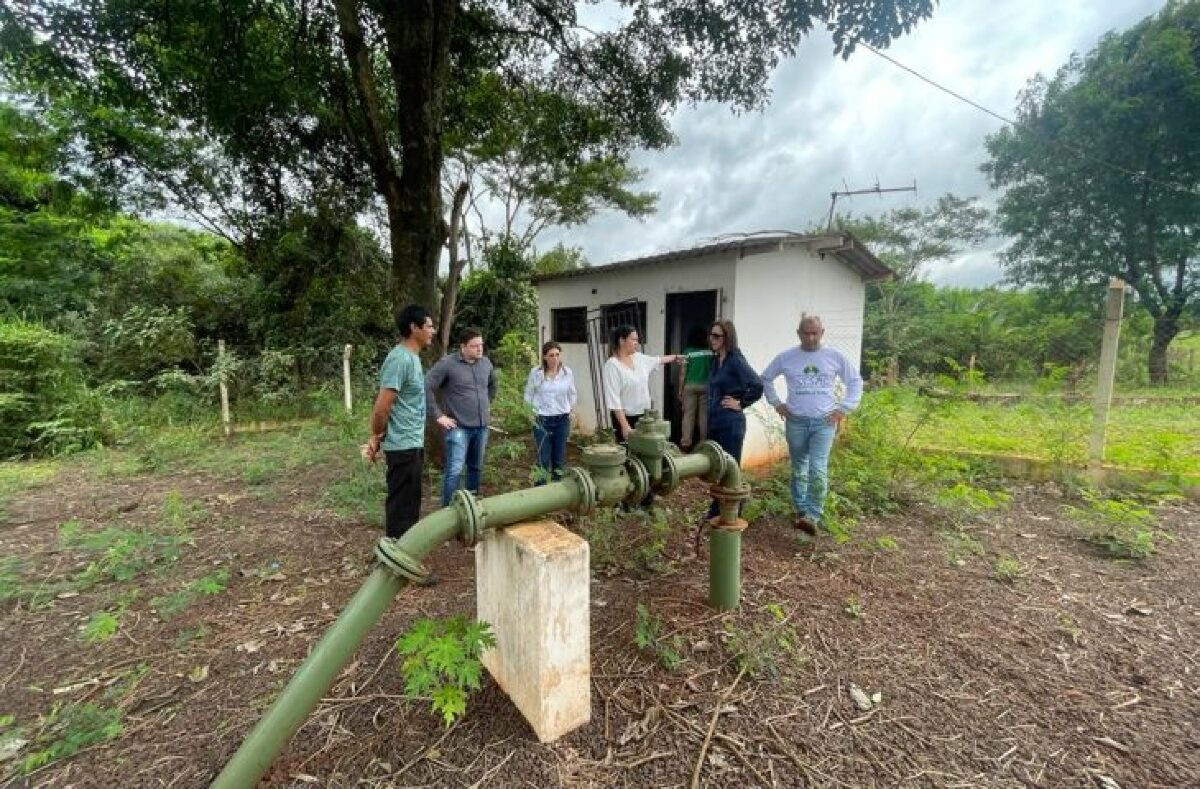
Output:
[857, 41, 1184, 192]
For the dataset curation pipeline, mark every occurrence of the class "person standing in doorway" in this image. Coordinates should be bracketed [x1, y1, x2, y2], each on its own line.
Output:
[603, 325, 681, 443]
[760, 315, 863, 534]
[426, 328, 497, 506]
[524, 341, 578, 484]
[677, 326, 712, 451]
[365, 305, 437, 540]
[704, 320, 763, 518]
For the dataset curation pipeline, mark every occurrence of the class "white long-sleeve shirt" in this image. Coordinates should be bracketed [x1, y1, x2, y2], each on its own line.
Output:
[603, 352, 660, 416]
[523, 365, 578, 416]
[760, 345, 863, 418]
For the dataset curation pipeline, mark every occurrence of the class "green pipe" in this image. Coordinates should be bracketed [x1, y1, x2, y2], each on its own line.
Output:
[212, 445, 729, 788]
[709, 528, 741, 610]
[211, 566, 406, 788]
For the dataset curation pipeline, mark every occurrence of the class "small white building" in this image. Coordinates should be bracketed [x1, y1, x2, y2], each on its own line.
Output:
[531, 232, 891, 467]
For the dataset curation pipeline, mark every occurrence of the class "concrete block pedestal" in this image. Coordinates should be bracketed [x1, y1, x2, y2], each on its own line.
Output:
[476, 521, 590, 742]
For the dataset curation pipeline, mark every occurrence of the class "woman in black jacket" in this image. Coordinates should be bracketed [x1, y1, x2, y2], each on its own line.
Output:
[705, 319, 763, 518]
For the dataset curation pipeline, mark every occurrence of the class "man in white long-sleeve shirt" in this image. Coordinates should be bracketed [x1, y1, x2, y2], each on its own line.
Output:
[760, 315, 863, 534]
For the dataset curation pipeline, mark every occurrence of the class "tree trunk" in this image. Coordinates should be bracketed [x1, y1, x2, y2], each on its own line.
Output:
[1148, 312, 1180, 385]
[436, 181, 471, 355]
[380, 0, 457, 315]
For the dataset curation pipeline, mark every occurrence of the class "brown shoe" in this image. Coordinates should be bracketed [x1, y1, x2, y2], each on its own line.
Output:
[794, 516, 817, 536]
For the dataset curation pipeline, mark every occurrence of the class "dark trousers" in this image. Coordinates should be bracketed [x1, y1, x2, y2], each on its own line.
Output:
[385, 448, 424, 539]
[611, 411, 641, 443]
[707, 416, 746, 518]
[533, 414, 571, 484]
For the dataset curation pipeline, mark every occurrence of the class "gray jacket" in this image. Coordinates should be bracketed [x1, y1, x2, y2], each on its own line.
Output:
[425, 351, 497, 427]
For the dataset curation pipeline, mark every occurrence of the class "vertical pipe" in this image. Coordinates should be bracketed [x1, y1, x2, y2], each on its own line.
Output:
[709, 529, 741, 610]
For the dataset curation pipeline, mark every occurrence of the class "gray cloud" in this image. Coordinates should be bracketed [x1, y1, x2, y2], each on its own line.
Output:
[540, 0, 1168, 286]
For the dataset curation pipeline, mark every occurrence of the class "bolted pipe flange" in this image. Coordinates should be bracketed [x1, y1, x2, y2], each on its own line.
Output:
[623, 456, 650, 506]
[374, 537, 430, 583]
[451, 489, 486, 547]
[709, 481, 752, 529]
[564, 466, 598, 515]
[657, 451, 682, 496]
[694, 440, 729, 483]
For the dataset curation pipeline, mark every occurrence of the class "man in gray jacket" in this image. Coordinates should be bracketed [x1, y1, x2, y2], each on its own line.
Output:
[426, 328, 497, 505]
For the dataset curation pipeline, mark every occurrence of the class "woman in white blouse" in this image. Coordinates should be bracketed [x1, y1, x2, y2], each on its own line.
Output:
[523, 341, 578, 484]
[602, 325, 681, 443]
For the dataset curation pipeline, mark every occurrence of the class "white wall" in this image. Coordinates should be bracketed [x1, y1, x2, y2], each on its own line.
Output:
[535, 255, 738, 432]
[732, 245, 867, 466]
[534, 244, 869, 470]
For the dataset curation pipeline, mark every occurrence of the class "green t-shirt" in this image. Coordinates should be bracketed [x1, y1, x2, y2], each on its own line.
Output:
[683, 347, 713, 386]
[379, 345, 426, 451]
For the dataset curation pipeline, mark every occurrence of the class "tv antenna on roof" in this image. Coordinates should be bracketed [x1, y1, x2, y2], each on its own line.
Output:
[826, 178, 917, 230]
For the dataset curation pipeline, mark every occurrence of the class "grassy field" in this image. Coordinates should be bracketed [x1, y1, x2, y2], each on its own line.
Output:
[879, 388, 1200, 475]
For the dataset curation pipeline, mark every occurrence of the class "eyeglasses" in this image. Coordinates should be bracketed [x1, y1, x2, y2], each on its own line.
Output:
[709, 332, 725, 339]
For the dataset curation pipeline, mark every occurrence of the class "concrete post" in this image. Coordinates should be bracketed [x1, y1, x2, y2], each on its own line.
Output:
[218, 339, 231, 437]
[1089, 278, 1125, 467]
[342, 344, 354, 413]
[476, 521, 590, 742]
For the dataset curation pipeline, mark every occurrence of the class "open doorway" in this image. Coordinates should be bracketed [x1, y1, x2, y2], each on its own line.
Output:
[664, 290, 719, 444]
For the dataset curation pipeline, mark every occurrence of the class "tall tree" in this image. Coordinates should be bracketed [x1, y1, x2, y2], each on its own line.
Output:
[1, 0, 935, 317]
[983, 1, 1200, 383]
[833, 194, 990, 378]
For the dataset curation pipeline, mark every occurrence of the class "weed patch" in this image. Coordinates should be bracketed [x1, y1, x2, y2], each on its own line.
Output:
[323, 460, 385, 523]
[1067, 490, 1168, 560]
[395, 616, 495, 727]
[634, 603, 684, 670]
[721, 603, 805, 679]
[150, 569, 230, 620]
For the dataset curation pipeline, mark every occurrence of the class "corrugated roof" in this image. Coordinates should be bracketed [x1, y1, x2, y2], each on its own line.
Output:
[531, 231, 893, 283]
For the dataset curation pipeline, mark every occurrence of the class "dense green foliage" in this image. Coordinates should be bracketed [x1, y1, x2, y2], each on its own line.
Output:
[983, 1, 1200, 382]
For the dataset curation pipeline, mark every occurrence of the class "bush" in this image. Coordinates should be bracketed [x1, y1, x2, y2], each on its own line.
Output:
[0, 316, 103, 457]
[99, 305, 196, 381]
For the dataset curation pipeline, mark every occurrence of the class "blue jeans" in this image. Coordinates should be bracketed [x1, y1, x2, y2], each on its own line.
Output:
[785, 415, 837, 523]
[533, 414, 570, 484]
[442, 426, 489, 505]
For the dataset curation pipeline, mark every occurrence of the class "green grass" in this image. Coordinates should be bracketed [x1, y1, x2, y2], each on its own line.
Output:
[885, 389, 1200, 474]
[0, 459, 60, 522]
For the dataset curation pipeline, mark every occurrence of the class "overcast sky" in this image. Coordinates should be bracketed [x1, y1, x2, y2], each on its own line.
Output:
[534, 0, 1168, 287]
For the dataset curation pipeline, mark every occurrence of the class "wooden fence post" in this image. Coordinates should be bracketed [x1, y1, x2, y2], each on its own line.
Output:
[342, 344, 354, 414]
[1089, 278, 1125, 468]
[218, 339, 232, 438]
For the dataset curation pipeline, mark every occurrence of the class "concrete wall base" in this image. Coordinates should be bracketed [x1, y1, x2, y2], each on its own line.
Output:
[476, 521, 590, 742]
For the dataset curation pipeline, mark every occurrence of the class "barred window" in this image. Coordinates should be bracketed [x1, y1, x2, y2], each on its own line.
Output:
[551, 307, 588, 343]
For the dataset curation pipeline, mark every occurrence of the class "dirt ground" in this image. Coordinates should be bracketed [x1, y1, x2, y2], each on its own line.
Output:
[1, 437, 1198, 788]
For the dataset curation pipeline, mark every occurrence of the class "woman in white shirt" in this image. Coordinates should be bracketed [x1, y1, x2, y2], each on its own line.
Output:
[523, 341, 578, 484]
[602, 325, 681, 443]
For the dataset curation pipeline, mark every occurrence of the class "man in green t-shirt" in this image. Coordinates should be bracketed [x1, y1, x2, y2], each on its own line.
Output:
[366, 304, 436, 539]
[677, 327, 713, 450]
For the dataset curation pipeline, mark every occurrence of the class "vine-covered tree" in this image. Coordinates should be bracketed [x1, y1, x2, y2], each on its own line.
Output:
[1, 0, 936, 318]
[983, 1, 1200, 383]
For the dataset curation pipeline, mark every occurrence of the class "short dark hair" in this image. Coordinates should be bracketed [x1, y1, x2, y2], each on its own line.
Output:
[710, 319, 739, 352]
[395, 304, 430, 338]
[609, 324, 637, 356]
[459, 327, 483, 346]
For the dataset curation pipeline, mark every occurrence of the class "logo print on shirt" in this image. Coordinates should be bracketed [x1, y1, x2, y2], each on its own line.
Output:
[803, 364, 818, 375]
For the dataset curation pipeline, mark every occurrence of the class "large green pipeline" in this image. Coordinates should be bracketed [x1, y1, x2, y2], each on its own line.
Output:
[212, 436, 739, 788]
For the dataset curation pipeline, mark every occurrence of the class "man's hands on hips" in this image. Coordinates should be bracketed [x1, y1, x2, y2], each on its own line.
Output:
[774, 403, 790, 419]
[829, 411, 846, 428]
[436, 415, 457, 430]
